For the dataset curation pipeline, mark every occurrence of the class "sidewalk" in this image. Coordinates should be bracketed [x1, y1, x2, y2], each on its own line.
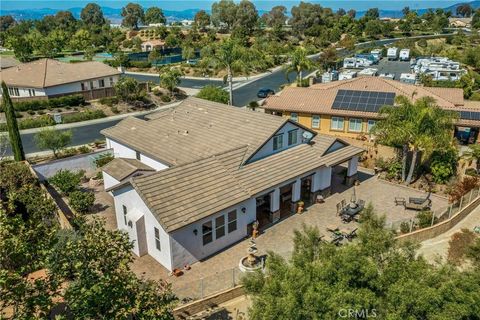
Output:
[18, 101, 182, 134]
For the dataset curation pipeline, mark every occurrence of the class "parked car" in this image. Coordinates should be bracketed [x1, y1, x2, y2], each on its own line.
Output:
[257, 88, 275, 98]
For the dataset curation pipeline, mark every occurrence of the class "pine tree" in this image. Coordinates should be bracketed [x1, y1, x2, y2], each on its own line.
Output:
[1, 81, 25, 161]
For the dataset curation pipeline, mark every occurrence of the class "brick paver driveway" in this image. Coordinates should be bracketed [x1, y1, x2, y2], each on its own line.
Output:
[130, 168, 448, 299]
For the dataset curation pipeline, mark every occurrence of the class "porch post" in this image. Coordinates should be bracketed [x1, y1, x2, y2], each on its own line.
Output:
[269, 188, 280, 223]
[346, 156, 359, 187]
[291, 178, 301, 213]
[312, 167, 332, 199]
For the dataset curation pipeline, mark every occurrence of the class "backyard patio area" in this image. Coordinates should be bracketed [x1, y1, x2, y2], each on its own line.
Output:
[124, 167, 449, 300]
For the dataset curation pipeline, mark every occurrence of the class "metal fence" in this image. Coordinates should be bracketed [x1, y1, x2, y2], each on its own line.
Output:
[387, 187, 480, 234]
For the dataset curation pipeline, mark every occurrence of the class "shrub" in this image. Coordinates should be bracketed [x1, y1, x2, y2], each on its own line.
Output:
[49, 169, 84, 195]
[465, 168, 478, 176]
[1, 95, 86, 112]
[400, 221, 411, 234]
[430, 148, 458, 184]
[0, 115, 55, 131]
[94, 153, 114, 168]
[61, 147, 78, 157]
[110, 106, 120, 114]
[416, 210, 436, 228]
[448, 176, 479, 203]
[77, 145, 91, 154]
[375, 157, 402, 180]
[35, 128, 72, 158]
[15, 111, 23, 118]
[114, 77, 146, 103]
[27, 110, 36, 115]
[248, 101, 259, 110]
[130, 61, 152, 69]
[62, 110, 106, 124]
[447, 229, 477, 266]
[69, 190, 95, 213]
[196, 85, 229, 104]
[160, 95, 171, 102]
[99, 96, 119, 107]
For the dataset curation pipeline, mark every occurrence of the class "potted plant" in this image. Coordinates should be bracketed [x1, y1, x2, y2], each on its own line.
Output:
[297, 200, 305, 214]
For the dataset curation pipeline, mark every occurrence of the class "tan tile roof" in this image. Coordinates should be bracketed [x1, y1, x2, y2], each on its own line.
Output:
[130, 134, 363, 232]
[0, 58, 121, 88]
[103, 158, 155, 181]
[102, 97, 289, 166]
[264, 77, 465, 118]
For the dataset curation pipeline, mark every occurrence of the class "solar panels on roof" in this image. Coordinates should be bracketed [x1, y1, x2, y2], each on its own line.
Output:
[332, 89, 396, 113]
[459, 111, 480, 121]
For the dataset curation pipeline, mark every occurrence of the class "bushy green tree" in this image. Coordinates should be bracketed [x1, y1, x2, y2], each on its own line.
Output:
[211, 0, 238, 31]
[49, 169, 84, 195]
[114, 77, 145, 103]
[69, 190, 95, 213]
[34, 128, 72, 158]
[144, 7, 166, 25]
[80, 3, 105, 26]
[196, 85, 229, 104]
[160, 68, 183, 97]
[194, 10, 211, 30]
[430, 147, 458, 184]
[232, 0, 259, 38]
[121, 3, 145, 29]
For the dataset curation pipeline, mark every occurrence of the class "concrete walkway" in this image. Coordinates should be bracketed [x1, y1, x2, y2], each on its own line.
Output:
[418, 205, 480, 263]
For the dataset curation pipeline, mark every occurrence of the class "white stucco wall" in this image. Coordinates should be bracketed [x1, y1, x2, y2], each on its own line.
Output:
[44, 75, 120, 96]
[169, 198, 256, 270]
[112, 185, 173, 269]
[106, 138, 169, 172]
[248, 122, 309, 163]
[102, 171, 120, 191]
[3, 87, 47, 98]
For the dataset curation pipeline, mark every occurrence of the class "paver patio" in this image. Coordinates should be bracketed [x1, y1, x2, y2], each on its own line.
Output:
[128, 167, 448, 299]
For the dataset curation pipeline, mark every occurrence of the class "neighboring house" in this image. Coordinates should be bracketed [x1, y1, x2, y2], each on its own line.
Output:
[263, 77, 480, 144]
[141, 39, 166, 52]
[0, 56, 20, 70]
[101, 97, 363, 271]
[0, 58, 121, 101]
[449, 17, 472, 28]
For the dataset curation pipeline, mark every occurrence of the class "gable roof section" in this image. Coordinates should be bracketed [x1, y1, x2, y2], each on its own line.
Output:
[0, 58, 121, 88]
[102, 97, 293, 166]
[103, 158, 155, 181]
[264, 77, 465, 117]
[128, 135, 363, 232]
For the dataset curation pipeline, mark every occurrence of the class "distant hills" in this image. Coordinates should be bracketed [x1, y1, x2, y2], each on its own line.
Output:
[2, 1, 479, 23]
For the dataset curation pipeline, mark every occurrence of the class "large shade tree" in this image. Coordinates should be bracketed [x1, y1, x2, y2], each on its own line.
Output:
[80, 3, 105, 26]
[144, 7, 166, 25]
[372, 96, 457, 184]
[121, 3, 145, 29]
[243, 205, 480, 319]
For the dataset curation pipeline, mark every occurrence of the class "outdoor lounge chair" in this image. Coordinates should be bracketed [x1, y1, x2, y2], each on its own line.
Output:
[405, 197, 432, 211]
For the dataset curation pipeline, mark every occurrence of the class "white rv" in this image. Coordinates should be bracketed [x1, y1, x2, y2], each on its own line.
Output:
[399, 49, 410, 61]
[387, 47, 398, 61]
[400, 73, 416, 84]
[321, 70, 339, 83]
[370, 49, 382, 62]
[358, 68, 378, 77]
[339, 70, 357, 80]
[379, 73, 395, 80]
[343, 57, 373, 69]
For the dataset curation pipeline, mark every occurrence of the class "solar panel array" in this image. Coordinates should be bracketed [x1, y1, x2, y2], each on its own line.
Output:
[332, 89, 396, 113]
[459, 111, 480, 121]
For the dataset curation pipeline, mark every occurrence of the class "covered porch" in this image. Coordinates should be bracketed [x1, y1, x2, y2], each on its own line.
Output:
[254, 156, 360, 230]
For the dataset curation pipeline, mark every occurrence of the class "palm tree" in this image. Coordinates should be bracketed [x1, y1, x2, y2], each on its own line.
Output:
[200, 39, 249, 106]
[372, 96, 457, 185]
[462, 144, 480, 173]
[283, 47, 314, 85]
[159, 68, 183, 98]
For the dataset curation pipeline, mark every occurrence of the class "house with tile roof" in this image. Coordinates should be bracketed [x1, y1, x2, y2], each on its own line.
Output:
[263, 77, 480, 144]
[0, 58, 121, 101]
[101, 97, 363, 271]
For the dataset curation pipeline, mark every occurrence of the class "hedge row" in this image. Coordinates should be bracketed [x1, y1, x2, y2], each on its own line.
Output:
[0, 110, 107, 131]
[0, 95, 86, 112]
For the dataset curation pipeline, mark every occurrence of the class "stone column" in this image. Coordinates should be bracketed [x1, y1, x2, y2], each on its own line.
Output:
[269, 188, 280, 223]
[346, 156, 359, 187]
[312, 167, 333, 200]
[291, 178, 302, 213]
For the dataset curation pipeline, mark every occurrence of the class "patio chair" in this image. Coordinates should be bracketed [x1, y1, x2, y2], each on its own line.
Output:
[405, 197, 432, 211]
[341, 199, 346, 209]
[344, 228, 358, 241]
[394, 197, 406, 206]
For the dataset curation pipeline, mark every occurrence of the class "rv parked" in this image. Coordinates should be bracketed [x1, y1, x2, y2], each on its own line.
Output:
[400, 73, 416, 84]
[387, 47, 398, 61]
[379, 73, 395, 80]
[399, 49, 410, 61]
[358, 68, 378, 77]
[370, 49, 382, 62]
[343, 57, 373, 69]
[321, 70, 339, 83]
[339, 70, 357, 80]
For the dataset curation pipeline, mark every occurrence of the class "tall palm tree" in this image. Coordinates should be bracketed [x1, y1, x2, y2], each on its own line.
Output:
[373, 96, 457, 184]
[200, 39, 249, 106]
[283, 47, 314, 85]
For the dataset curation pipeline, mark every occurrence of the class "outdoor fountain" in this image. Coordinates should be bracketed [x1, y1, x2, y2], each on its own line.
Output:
[239, 239, 263, 273]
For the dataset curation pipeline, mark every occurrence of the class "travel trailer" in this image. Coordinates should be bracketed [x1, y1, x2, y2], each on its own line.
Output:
[387, 47, 398, 61]
[399, 49, 410, 61]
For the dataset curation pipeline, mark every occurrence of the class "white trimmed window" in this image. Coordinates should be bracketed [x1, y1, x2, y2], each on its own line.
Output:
[122, 205, 127, 225]
[273, 134, 283, 151]
[81, 83, 86, 91]
[28, 89, 35, 97]
[331, 117, 344, 131]
[154, 227, 161, 251]
[228, 210, 237, 233]
[290, 113, 298, 122]
[202, 221, 213, 245]
[348, 118, 363, 132]
[367, 120, 376, 133]
[99, 79, 105, 88]
[288, 129, 298, 145]
[312, 115, 320, 128]
[109, 77, 114, 86]
[215, 215, 225, 239]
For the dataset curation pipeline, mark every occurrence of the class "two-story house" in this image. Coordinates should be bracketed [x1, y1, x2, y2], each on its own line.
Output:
[101, 97, 363, 271]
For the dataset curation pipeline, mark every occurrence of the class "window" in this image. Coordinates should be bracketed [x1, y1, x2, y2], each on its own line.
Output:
[348, 118, 363, 132]
[312, 115, 320, 129]
[90, 81, 94, 89]
[109, 77, 114, 86]
[202, 221, 213, 245]
[136, 151, 141, 160]
[215, 215, 225, 239]
[122, 205, 127, 225]
[8, 87, 13, 95]
[99, 79, 105, 88]
[13, 88, 19, 96]
[28, 89, 35, 97]
[228, 210, 237, 233]
[367, 120, 376, 133]
[81, 83, 86, 91]
[273, 134, 283, 151]
[154, 227, 161, 251]
[330, 117, 344, 131]
[288, 129, 298, 146]
[9, 87, 19, 96]
[290, 113, 298, 122]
